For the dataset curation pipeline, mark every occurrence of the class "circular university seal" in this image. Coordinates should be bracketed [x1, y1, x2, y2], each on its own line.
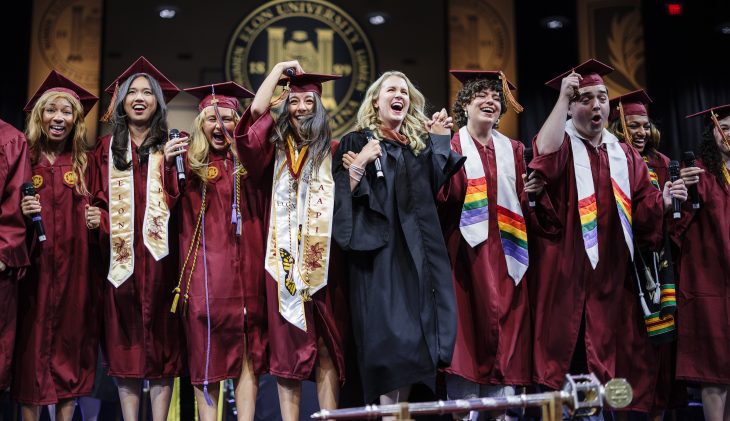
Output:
[225, 0, 376, 137]
[38, 0, 101, 86]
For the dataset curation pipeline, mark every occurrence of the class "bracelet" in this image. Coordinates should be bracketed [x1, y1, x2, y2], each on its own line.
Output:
[349, 164, 365, 176]
[349, 173, 363, 183]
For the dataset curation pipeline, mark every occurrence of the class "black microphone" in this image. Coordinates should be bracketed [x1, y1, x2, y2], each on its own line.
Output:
[523, 147, 536, 208]
[682, 151, 700, 209]
[21, 182, 46, 242]
[169, 129, 186, 190]
[669, 160, 681, 220]
[284, 67, 296, 77]
[362, 129, 384, 179]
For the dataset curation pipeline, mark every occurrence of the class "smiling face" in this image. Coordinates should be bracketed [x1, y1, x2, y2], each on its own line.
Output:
[202, 106, 236, 153]
[123, 76, 158, 126]
[41, 96, 75, 143]
[288, 91, 316, 130]
[569, 84, 610, 143]
[464, 87, 502, 129]
[374, 75, 410, 131]
[624, 114, 651, 153]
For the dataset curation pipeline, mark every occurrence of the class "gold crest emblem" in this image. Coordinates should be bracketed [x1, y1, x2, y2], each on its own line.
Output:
[32, 174, 43, 189]
[207, 166, 219, 180]
[63, 171, 77, 186]
[225, 0, 375, 137]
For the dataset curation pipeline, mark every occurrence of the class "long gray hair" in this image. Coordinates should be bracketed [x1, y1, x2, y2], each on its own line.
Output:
[270, 93, 331, 173]
[109, 73, 169, 170]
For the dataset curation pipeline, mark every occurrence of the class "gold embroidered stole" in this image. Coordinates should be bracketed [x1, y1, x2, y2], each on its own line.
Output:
[108, 136, 170, 287]
[265, 139, 334, 331]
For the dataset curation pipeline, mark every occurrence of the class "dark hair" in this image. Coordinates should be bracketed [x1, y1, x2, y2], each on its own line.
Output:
[452, 79, 507, 129]
[607, 118, 661, 158]
[109, 73, 169, 170]
[270, 93, 331, 172]
[699, 124, 728, 186]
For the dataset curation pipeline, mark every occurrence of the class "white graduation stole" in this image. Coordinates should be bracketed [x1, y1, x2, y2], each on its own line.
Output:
[456, 127, 528, 284]
[567, 119, 634, 269]
[108, 136, 170, 287]
[265, 145, 334, 332]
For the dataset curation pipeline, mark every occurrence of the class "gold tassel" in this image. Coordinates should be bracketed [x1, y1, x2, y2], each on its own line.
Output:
[100, 82, 119, 123]
[711, 112, 730, 149]
[499, 71, 523, 114]
[170, 286, 181, 313]
[269, 82, 290, 108]
[618, 102, 633, 147]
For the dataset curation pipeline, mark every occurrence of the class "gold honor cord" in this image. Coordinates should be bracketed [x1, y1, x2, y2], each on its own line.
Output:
[618, 102, 633, 146]
[171, 184, 207, 314]
[711, 112, 730, 150]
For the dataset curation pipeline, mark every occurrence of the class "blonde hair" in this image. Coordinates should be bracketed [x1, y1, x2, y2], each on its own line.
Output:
[187, 107, 241, 182]
[25, 90, 90, 196]
[355, 71, 429, 154]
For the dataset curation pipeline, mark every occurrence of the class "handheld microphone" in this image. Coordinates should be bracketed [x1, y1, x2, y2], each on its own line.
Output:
[523, 147, 536, 208]
[169, 129, 186, 190]
[682, 151, 700, 209]
[21, 182, 46, 242]
[284, 67, 296, 77]
[362, 129, 384, 179]
[669, 160, 681, 220]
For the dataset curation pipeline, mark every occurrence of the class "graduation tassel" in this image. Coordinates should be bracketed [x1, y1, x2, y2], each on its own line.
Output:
[711, 111, 730, 150]
[170, 286, 181, 313]
[203, 382, 214, 406]
[269, 81, 290, 108]
[652, 252, 662, 305]
[633, 264, 652, 317]
[200, 185, 215, 408]
[499, 71, 523, 114]
[618, 102, 633, 146]
[100, 82, 119, 123]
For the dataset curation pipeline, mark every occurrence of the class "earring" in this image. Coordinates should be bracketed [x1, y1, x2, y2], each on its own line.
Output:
[464, 110, 468, 118]
[495, 118, 501, 125]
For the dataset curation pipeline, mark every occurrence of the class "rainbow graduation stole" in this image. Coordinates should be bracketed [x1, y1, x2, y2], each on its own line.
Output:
[457, 127, 528, 284]
[458, 126, 489, 246]
[567, 120, 633, 268]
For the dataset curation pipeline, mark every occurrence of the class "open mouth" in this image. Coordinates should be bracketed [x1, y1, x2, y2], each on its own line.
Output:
[591, 115, 602, 124]
[479, 106, 495, 114]
[132, 104, 146, 113]
[49, 125, 66, 136]
[212, 133, 226, 143]
[391, 102, 404, 112]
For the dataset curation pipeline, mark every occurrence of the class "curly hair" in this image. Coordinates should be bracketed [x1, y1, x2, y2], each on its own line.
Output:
[699, 123, 728, 186]
[354, 71, 429, 155]
[25, 90, 91, 195]
[107, 73, 169, 171]
[186, 107, 241, 183]
[452, 78, 507, 129]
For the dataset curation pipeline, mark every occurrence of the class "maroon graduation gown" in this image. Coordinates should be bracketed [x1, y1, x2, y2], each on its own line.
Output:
[13, 152, 102, 404]
[0, 119, 31, 390]
[176, 151, 267, 384]
[437, 132, 531, 386]
[233, 108, 347, 382]
[529, 133, 664, 391]
[614, 151, 681, 412]
[91, 134, 183, 378]
[672, 158, 730, 385]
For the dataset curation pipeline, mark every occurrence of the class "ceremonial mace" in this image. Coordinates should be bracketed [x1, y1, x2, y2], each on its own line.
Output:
[311, 374, 632, 421]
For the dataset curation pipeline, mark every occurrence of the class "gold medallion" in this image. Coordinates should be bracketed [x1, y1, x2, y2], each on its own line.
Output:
[32, 174, 44, 189]
[207, 166, 219, 180]
[603, 378, 633, 409]
[63, 170, 77, 186]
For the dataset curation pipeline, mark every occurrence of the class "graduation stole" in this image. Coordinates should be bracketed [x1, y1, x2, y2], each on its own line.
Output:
[108, 136, 170, 287]
[566, 119, 634, 269]
[642, 156, 660, 189]
[265, 137, 334, 331]
[457, 127, 528, 284]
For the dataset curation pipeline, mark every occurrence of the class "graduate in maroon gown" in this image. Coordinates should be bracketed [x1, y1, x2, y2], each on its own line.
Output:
[13, 71, 101, 421]
[529, 60, 687, 404]
[0, 119, 31, 393]
[168, 81, 265, 421]
[233, 61, 347, 421]
[437, 70, 543, 420]
[607, 89, 681, 419]
[91, 57, 183, 421]
[333, 71, 462, 411]
[673, 104, 730, 421]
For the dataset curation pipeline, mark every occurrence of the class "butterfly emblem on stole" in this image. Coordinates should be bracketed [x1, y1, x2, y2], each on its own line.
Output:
[279, 248, 296, 296]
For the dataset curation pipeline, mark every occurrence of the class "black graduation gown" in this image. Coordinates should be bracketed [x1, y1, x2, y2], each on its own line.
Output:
[333, 130, 464, 403]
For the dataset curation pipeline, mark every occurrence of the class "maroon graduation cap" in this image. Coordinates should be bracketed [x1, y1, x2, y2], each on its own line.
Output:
[24, 70, 98, 116]
[277, 73, 341, 96]
[184, 81, 254, 112]
[545, 58, 614, 91]
[609, 89, 652, 121]
[449, 69, 523, 113]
